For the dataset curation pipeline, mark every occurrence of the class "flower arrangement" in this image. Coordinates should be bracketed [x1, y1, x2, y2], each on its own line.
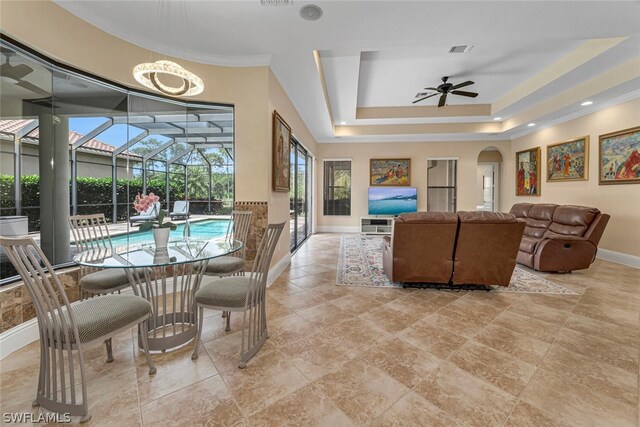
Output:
[133, 193, 177, 232]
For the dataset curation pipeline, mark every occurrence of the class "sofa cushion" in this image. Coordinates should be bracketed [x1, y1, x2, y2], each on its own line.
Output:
[519, 236, 540, 254]
[396, 212, 458, 224]
[458, 211, 518, 224]
[509, 203, 533, 218]
[521, 204, 558, 238]
[547, 205, 600, 237]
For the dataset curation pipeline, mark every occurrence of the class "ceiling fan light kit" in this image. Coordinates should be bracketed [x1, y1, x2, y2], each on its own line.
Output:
[412, 76, 478, 107]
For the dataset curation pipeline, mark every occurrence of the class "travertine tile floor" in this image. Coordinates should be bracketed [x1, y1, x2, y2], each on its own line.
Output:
[1, 233, 639, 426]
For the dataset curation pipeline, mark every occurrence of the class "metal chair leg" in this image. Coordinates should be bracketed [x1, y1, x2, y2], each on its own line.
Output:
[191, 306, 205, 360]
[225, 312, 231, 332]
[139, 321, 156, 375]
[104, 338, 114, 363]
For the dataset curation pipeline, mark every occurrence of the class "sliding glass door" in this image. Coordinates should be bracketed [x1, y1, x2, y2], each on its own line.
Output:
[290, 138, 312, 251]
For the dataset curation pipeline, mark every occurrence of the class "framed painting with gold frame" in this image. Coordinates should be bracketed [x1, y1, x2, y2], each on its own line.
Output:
[515, 147, 541, 196]
[599, 126, 640, 185]
[369, 159, 411, 186]
[546, 136, 589, 182]
[272, 110, 291, 192]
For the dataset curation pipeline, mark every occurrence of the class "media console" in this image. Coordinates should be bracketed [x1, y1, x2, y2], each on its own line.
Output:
[360, 216, 394, 234]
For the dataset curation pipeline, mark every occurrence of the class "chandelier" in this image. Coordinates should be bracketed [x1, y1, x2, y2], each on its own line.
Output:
[133, 60, 203, 97]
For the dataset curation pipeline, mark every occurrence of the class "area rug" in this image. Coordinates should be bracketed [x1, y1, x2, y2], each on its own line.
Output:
[337, 234, 579, 295]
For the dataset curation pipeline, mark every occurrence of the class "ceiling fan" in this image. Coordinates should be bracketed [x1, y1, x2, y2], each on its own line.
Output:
[413, 76, 478, 107]
[0, 47, 49, 96]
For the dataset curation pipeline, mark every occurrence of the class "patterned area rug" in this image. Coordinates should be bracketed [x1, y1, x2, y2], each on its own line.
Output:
[337, 234, 579, 294]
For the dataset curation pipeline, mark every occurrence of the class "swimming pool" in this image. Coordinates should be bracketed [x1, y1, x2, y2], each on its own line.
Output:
[110, 219, 230, 246]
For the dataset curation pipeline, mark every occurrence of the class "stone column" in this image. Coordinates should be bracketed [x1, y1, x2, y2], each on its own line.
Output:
[38, 111, 70, 264]
[234, 201, 268, 267]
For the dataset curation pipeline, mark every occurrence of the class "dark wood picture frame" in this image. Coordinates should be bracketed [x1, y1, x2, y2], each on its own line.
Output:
[272, 110, 292, 192]
[515, 147, 541, 196]
[598, 126, 640, 185]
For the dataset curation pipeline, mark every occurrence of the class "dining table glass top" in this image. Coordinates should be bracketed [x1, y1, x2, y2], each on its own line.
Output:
[72, 237, 243, 269]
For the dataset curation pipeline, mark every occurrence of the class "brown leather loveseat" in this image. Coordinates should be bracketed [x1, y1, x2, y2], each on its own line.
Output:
[382, 211, 525, 287]
[509, 203, 610, 272]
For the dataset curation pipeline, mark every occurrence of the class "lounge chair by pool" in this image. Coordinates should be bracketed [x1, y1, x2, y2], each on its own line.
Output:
[130, 201, 161, 226]
[170, 201, 190, 220]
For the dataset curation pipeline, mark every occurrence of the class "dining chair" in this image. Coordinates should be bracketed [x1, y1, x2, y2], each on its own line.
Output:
[191, 222, 285, 368]
[69, 214, 132, 298]
[70, 213, 135, 363]
[204, 210, 253, 278]
[0, 236, 156, 423]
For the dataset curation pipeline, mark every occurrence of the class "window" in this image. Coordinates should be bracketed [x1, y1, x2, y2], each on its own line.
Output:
[427, 159, 457, 212]
[290, 138, 312, 251]
[323, 160, 351, 216]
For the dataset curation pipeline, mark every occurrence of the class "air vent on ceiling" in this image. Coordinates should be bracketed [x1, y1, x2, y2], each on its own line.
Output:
[260, 0, 293, 5]
[449, 45, 474, 53]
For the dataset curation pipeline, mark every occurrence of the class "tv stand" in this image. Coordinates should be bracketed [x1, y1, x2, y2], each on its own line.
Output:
[360, 216, 393, 235]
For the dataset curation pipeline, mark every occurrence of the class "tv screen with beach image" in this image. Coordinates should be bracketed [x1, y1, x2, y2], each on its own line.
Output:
[368, 187, 418, 216]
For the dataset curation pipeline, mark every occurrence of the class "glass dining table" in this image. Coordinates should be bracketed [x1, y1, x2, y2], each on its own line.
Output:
[73, 237, 243, 351]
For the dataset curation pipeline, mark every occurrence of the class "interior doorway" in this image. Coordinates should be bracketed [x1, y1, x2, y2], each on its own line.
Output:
[476, 148, 503, 211]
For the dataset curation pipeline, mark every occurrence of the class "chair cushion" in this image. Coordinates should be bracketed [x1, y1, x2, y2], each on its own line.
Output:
[519, 236, 540, 254]
[54, 295, 151, 344]
[195, 276, 250, 308]
[80, 268, 131, 292]
[205, 256, 245, 275]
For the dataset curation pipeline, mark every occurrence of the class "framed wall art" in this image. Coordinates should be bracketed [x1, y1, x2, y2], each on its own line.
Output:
[599, 126, 640, 185]
[272, 110, 292, 192]
[547, 136, 589, 182]
[515, 147, 541, 196]
[369, 159, 411, 186]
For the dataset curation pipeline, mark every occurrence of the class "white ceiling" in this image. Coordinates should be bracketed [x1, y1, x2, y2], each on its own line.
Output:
[55, 0, 640, 144]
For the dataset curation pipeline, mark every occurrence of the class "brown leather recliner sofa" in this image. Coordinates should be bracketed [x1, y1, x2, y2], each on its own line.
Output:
[382, 211, 525, 287]
[509, 203, 610, 272]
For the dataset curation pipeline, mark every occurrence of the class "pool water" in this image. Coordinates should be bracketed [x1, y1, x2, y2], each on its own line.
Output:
[110, 219, 230, 246]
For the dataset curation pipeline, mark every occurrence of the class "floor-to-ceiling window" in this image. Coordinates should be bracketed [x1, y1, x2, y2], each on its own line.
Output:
[289, 138, 311, 251]
[0, 37, 234, 285]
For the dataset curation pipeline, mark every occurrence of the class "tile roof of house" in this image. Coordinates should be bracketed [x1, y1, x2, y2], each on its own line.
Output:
[0, 119, 141, 159]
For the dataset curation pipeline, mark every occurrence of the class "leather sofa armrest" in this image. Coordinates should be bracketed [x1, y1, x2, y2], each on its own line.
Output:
[534, 237, 597, 271]
[544, 233, 588, 242]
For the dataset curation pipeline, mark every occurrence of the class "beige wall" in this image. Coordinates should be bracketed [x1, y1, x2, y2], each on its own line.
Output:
[267, 70, 318, 261]
[505, 97, 640, 257]
[316, 140, 511, 228]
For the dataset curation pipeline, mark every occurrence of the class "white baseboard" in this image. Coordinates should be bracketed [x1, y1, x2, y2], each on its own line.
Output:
[316, 226, 360, 233]
[0, 317, 38, 360]
[596, 249, 640, 269]
[1, 254, 293, 360]
[267, 252, 291, 287]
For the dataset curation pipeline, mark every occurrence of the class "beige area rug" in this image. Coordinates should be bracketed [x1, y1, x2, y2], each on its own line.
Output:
[337, 234, 579, 294]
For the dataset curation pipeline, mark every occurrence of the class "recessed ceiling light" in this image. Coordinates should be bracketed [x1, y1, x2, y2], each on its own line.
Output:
[300, 4, 323, 21]
[338, 121, 346, 125]
[494, 117, 502, 121]
[581, 101, 594, 106]
[527, 123, 536, 127]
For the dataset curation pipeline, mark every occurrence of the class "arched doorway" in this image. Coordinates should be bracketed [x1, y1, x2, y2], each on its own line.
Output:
[477, 147, 504, 211]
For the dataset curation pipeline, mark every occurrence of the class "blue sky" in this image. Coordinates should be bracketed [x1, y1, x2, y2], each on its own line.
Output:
[69, 117, 143, 148]
[368, 187, 417, 200]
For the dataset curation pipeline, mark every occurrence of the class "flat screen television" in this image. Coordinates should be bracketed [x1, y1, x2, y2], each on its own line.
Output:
[368, 187, 418, 216]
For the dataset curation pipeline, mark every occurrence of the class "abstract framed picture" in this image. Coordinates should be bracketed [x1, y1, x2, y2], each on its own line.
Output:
[370, 159, 411, 186]
[515, 147, 541, 196]
[599, 126, 640, 185]
[547, 136, 589, 182]
[272, 110, 292, 192]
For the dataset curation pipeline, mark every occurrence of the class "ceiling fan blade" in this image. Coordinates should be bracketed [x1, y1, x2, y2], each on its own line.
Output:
[422, 87, 439, 91]
[450, 80, 474, 90]
[412, 92, 438, 104]
[438, 93, 447, 107]
[16, 80, 50, 97]
[451, 90, 478, 98]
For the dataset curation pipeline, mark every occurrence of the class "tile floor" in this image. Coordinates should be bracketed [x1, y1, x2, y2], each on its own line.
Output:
[1, 233, 639, 426]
